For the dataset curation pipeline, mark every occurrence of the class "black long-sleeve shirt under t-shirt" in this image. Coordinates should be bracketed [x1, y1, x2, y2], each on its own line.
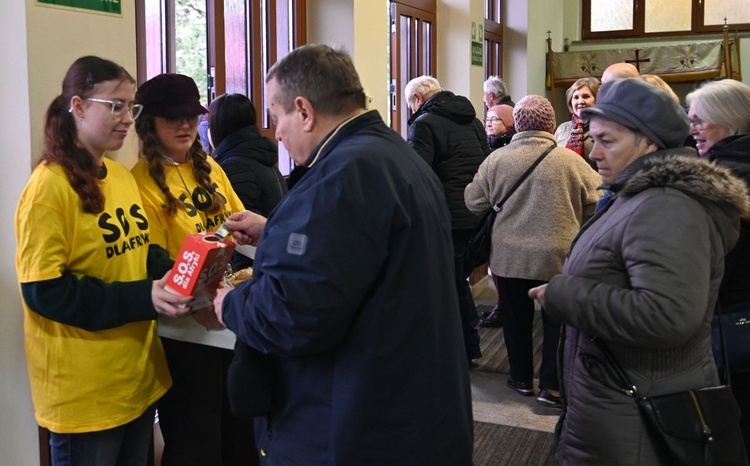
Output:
[20, 244, 174, 331]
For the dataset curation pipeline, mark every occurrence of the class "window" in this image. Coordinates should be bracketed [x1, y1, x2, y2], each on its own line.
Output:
[484, 0, 503, 78]
[584, 0, 750, 39]
[136, 0, 214, 101]
[136, 0, 306, 175]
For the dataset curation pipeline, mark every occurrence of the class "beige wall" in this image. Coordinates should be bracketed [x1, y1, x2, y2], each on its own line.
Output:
[307, 0, 490, 123]
[505, 0, 564, 101]
[352, 1, 390, 120]
[27, 2, 140, 168]
[307, 0, 390, 123]
[0, 3, 33, 465]
[306, 0, 354, 56]
[436, 0, 486, 115]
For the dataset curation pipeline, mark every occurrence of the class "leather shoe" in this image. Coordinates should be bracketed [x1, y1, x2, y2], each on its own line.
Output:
[536, 388, 562, 408]
[480, 304, 499, 320]
[506, 379, 534, 396]
[479, 309, 504, 327]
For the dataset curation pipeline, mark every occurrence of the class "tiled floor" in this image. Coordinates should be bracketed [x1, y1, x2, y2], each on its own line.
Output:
[471, 275, 559, 434]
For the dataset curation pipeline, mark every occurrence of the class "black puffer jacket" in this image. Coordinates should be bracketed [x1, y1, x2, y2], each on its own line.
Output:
[497, 95, 515, 107]
[488, 130, 515, 150]
[407, 91, 490, 231]
[707, 134, 750, 305]
[213, 125, 287, 216]
[213, 125, 288, 269]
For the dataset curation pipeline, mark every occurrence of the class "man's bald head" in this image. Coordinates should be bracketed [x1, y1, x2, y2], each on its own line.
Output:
[601, 62, 640, 83]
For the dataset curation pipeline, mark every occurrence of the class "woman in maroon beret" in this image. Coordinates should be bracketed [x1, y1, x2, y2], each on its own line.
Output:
[131, 73, 255, 466]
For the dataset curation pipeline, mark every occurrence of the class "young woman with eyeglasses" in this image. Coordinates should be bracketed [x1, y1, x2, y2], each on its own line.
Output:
[15, 56, 194, 466]
[131, 73, 254, 466]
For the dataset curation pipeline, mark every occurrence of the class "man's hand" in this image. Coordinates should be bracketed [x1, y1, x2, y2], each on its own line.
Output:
[191, 304, 226, 330]
[213, 285, 234, 327]
[224, 210, 267, 246]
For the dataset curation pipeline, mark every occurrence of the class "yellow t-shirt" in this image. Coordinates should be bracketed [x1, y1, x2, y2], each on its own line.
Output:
[131, 157, 244, 346]
[15, 159, 171, 433]
[131, 157, 244, 259]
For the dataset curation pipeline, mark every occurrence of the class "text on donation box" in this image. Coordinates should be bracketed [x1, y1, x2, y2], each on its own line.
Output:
[166, 233, 235, 308]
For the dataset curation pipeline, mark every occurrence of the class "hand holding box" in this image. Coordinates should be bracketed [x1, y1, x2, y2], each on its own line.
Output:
[165, 233, 236, 309]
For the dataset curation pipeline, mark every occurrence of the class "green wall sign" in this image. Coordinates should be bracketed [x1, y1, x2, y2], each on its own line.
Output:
[37, 0, 121, 16]
[471, 41, 483, 67]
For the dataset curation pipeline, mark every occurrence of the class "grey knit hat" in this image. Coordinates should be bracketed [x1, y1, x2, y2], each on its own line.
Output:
[580, 78, 689, 149]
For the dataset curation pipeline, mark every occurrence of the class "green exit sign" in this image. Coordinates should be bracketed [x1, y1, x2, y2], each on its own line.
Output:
[37, 0, 121, 16]
[471, 41, 483, 67]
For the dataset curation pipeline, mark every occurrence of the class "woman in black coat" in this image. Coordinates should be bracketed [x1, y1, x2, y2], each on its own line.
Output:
[208, 93, 288, 269]
[687, 78, 750, 459]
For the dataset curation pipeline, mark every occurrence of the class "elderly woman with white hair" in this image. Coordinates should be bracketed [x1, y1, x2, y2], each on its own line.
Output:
[465, 95, 600, 407]
[686, 78, 750, 459]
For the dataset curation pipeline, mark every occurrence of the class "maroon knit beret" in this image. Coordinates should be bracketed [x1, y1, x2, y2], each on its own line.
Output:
[513, 95, 556, 133]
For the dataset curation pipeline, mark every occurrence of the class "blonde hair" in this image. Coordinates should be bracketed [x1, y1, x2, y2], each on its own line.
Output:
[565, 77, 600, 114]
[640, 75, 680, 104]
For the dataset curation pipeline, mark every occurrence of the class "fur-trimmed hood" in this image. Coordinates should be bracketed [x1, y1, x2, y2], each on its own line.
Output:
[614, 148, 750, 254]
[616, 149, 750, 218]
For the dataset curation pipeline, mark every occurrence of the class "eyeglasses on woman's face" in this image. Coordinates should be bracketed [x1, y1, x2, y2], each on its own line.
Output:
[162, 115, 201, 129]
[688, 117, 706, 131]
[85, 98, 143, 120]
[485, 117, 505, 125]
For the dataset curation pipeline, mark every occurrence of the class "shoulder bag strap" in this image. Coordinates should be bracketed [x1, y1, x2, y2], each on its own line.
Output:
[492, 143, 556, 213]
[592, 336, 643, 399]
[715, 299, 733, 384]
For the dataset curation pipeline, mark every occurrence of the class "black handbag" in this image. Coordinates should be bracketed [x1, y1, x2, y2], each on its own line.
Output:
[462, 143, 556, 278]
[717, 301, 750, 373]
[592, 337, 748, 466]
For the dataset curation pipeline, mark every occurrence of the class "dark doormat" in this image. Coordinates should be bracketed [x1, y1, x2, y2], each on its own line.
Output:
[473, 421, 556, 465]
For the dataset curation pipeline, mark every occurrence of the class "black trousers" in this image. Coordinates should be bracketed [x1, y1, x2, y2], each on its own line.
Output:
[159, 338, 258, 466]
[731, 371, 750, 460]
[452, 229, 481, 360]
[494, 276, 560, 390]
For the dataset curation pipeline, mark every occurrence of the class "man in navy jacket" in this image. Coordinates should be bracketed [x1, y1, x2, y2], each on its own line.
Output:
[216, 45, 474, 466]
